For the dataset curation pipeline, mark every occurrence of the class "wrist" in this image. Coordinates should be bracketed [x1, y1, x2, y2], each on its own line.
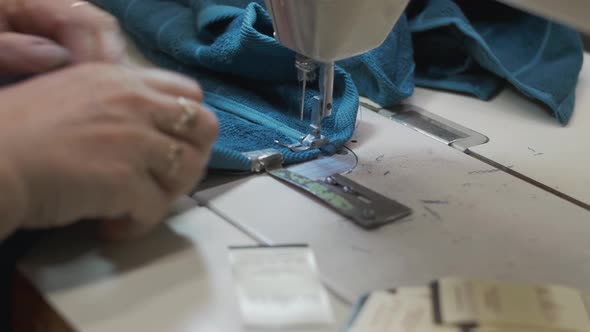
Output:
[0, 160, 29, 239]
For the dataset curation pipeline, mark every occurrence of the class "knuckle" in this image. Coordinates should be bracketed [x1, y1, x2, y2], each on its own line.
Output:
[96, 127, 147, 150]
[97, 12, 120, 31]
[57, 7, 118, 32]
[174, 76, 203, 100]
[201, 108, 220, 141]
[104, 162, 136, 190]
[71, 63, 121, 82]
[95, 81, 152, 111]
[115, 88, 153, 108]
[116, 127, 147, 144]
[144, 69, 204, 100]
[192, 83, 204, 101]
[88, 91, 147, 122]
[51, 11, 77, 31]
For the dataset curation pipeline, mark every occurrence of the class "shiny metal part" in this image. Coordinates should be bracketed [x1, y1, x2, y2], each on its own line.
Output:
[274, 60, 332, 152]
[243, 149, 284, 172]
[295, 55, 317, 121]
[290, 59, 334, 151]
[299, 79, 307, 121]
[243, 149, 412, 229]
[319, 62, 334, 118]
[269, 170, 412, 230]
[295, 61, 334, 151]
[373, 104, 489, 152]
[274, 139, 312, 152]
[299, 95, 329, 149]
[287, 147, 358, 181]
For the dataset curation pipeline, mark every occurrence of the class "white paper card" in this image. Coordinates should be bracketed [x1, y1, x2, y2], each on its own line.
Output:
[228, 245, 334, 328]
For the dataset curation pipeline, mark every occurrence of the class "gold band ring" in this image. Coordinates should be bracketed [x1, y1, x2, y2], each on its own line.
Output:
[71, 1, 90, 8]
[174, 97, 198, 133]
[166, 143, 184, 177]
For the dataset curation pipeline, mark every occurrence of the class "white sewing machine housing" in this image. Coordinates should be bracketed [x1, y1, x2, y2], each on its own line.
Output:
[498, 0, 590, 34]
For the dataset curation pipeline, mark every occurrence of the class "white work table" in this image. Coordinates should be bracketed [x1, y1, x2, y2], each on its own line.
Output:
[18, 202, 351, 332]
[19, 108, 590, 331]
[194, 110, 590, 303]
[404, 52, 590, 207]
[16, 48, 590, 331]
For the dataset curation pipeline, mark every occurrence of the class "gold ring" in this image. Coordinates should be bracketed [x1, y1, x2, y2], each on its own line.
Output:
[71, 1, 90, 8]
[167, 143, 184, 177]
[174, 97, 198, 133]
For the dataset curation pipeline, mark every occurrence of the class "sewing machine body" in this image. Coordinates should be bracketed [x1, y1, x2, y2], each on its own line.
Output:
[264, 0, 409, 62]
[498, 0, 590, 34]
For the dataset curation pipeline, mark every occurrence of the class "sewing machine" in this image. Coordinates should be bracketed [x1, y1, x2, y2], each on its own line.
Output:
[265, 0, 590, 151]
[265, 0, 409, 150]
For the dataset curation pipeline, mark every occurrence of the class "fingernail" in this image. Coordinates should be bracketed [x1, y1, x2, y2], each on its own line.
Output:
[30, 41, 71, 68]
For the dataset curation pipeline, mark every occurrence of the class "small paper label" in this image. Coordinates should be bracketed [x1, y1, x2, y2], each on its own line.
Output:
[228, 245, 333, 328]
[435, 278, 590, 332]
[348, 287, 460, 332]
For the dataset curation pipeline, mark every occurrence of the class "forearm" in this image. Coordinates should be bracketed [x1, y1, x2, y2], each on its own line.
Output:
[0, 160, 27, 240]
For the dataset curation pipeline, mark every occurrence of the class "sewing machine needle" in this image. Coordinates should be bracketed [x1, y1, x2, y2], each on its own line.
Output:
[300, 79, 306, 121]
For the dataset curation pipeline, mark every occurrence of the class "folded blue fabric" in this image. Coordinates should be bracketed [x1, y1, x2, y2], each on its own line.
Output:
[406, 0, 584, 125]
[92, 0, 583, 171]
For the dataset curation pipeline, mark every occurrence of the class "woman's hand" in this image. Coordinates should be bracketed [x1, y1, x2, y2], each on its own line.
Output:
[0, 63, 218, 240]
[0, 0, 126, 75]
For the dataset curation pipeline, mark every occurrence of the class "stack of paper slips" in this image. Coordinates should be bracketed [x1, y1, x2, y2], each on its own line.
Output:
[346, 277, 590, 332]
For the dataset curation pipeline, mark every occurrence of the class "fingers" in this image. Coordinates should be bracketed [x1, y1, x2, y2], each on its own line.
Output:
[59, 1, 126, 62]
[128, 67, 218, 150]
[99, 133, 209, 241]
[137, 68, 204, 102]
[145, 95, 219, 152]
[97, 127, 210, 242]
[98, 217, 143, 241]
[98, 177, 170, 241]
[144, 132, 209, 196]
[0, 33, 70, 74]
[99, 217, 162, 241]
[6, 0, 126, 63]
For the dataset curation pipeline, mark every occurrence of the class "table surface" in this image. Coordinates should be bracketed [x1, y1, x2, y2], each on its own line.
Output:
[404, 53, 590, 206]
[16, 45, 590, 332]
[194, 110, 590, 304]
[19, 202, 351, 332]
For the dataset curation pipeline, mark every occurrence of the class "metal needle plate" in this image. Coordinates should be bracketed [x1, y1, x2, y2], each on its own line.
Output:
[268, 169, 412, 230]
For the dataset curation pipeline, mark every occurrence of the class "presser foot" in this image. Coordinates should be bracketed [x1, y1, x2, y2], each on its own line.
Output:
[274, 130, 329, 153]
[300, 125, 329, 149]
[276, 57, 333, 153]
[275, 96, 330, 153]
